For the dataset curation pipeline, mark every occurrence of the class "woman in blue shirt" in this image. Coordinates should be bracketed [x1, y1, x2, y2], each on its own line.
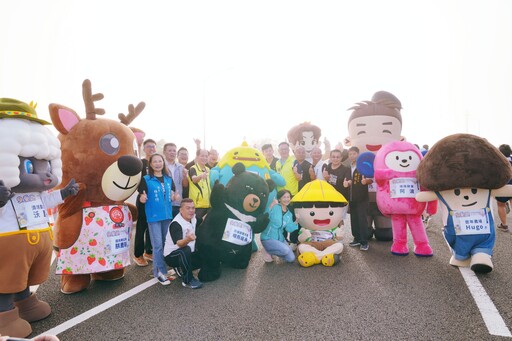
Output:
[260, 189, 298, 263]
[139, 153, 176, 285]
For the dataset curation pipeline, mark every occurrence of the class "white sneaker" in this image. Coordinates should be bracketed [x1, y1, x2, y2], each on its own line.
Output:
[261, 249, 273, 263]
[156, 273, 171, 286]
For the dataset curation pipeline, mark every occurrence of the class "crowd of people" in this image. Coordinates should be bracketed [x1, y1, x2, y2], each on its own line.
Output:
[131, 137, 512, 288]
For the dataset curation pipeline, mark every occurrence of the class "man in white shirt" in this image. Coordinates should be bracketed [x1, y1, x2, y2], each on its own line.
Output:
[163, 199, 203, 289]
[163, 143, 189, 217]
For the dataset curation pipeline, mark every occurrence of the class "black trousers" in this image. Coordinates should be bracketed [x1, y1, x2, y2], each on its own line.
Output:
[350, 200, 370, 245]
[134, 198, 152, 257]
[164, 246, 200, 283]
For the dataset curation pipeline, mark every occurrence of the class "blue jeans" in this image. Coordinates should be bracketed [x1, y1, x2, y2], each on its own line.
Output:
[261, 239, 295, 263]
[147, 220, 172, 277]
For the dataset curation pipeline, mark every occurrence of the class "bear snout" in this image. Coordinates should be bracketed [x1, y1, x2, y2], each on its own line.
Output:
[118, 155, 143, 176]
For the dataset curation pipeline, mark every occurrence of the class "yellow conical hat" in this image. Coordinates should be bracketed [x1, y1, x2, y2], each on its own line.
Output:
[291, 180, 347, 204]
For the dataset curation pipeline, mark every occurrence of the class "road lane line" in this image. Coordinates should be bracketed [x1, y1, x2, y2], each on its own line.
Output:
[36, 278, 158, 338]
[442, 236, 511, 337]
[459, 267, 512, 337]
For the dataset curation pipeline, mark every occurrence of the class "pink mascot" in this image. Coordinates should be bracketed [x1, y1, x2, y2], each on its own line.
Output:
[374, 141, 437, 256]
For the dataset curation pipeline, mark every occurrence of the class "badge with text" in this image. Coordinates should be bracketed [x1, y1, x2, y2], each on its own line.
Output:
[389, 178, 419, 198]
[222, 218, 253, 246]
[453, 209, 490, 235]
[11, 192, 49, 228]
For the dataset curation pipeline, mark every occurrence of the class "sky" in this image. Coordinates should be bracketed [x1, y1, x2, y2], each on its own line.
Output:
[1, 0, 511, 156]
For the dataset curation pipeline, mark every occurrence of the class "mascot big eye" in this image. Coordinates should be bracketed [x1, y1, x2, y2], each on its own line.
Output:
[416, 133, 512, 273]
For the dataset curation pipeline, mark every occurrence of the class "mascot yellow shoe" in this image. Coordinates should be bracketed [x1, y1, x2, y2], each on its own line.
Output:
[297, 252, 320, 268]
[321, 254, 340, 267]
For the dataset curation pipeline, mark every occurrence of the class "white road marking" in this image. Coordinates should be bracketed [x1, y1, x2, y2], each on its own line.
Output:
[34, 229, 510, 338]
[459, 267, 512, 337]
[443, 235, 511, 337]
[36, 278, 158, 338]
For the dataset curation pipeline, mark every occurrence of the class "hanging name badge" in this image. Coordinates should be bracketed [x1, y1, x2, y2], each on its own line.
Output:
[389, 178, 420, 198]
[222, 218, 253, 246]
[104, 206, 131, 255]
[11, 193, 50, 229]
[367, 180, 377, 193]
[310, 229, 335, 242]
[453, 209, 490, 235]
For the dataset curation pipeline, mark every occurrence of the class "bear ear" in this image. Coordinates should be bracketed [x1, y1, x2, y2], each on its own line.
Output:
[232, 162, 246, 176]
[266, 179, 276, 192]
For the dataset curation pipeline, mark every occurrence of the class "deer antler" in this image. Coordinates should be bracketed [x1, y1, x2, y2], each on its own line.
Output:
[82, 79, 105, 120]
[119, 102, 145, 126]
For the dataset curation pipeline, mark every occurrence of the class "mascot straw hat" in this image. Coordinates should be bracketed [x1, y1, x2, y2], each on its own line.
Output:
[0, 98, 51, 125]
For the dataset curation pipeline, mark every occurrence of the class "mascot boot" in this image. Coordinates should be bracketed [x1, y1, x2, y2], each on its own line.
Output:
[449, 255, 471, 268]
[0, 307, 31, 338]
[470, 253, 493, 273]
[14, 293, 51, 322]
[413, 242, 433, 257]
[321, 254, 340, 267]
[91, 269, 125, 281]
[298, 252, 320, 268]
[60, 274, 91, 294]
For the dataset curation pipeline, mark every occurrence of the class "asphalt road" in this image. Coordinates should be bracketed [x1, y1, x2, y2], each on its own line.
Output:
[27, 210, 512, 341]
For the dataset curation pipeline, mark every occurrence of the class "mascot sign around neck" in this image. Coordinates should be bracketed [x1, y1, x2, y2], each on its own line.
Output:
[49, 79, 144, 294]
[374, 140, 437, 257]
[196, 162, 273, 282]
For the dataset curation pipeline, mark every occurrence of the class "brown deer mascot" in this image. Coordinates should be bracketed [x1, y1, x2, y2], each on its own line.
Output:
[50, 79, 144, 294]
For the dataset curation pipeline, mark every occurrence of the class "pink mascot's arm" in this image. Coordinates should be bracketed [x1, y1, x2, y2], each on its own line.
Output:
[426, 199, 438, 215]
[420, 186, 438, 215]
[374, 169, 393, 187]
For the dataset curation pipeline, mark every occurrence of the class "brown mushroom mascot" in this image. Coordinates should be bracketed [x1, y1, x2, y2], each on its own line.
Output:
[416, 133, 512, 273]
[50, 79, 144, 293]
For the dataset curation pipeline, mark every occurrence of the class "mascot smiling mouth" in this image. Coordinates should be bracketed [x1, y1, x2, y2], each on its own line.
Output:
[462, 202, 477, 207]
[399, 163, 410, 168]
[366, 144, 382, 152]
[313, 219, 330, 226]
[102, 157, 142, 201]
[234, 156, 260, 162]
[113, 178, 138, 190]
